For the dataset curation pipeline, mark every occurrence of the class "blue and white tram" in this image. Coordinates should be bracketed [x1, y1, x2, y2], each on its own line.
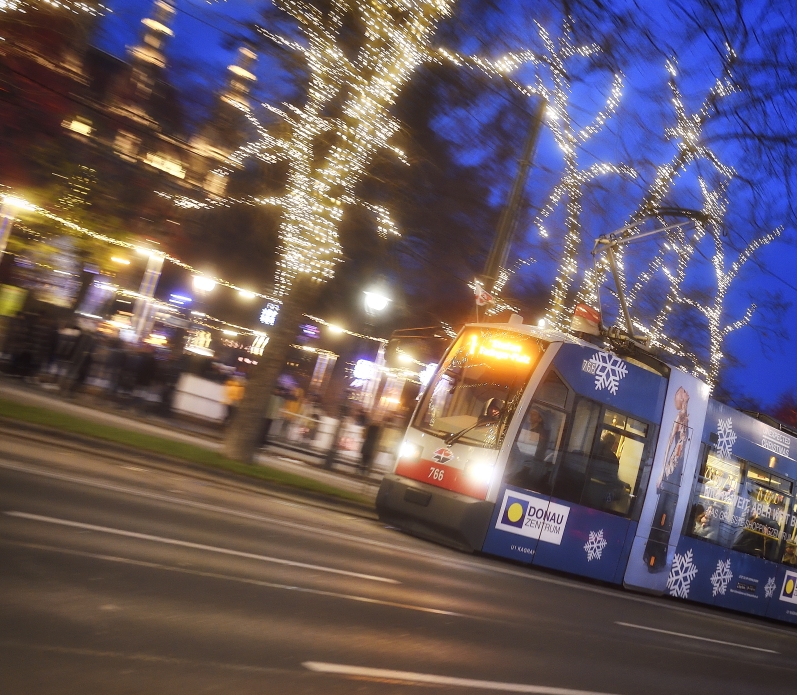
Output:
[376, 316, 797, 625]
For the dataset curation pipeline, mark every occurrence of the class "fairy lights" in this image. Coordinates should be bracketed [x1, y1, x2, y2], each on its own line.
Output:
[525, 19, 631, 331]
[0, 191, 282, 304]
[655, 178, 782, 387]
[579, 49, 738, 317]
[167, 0, 451, 299]
[436, 18, 631, 324]
[0, 0, 108, 15]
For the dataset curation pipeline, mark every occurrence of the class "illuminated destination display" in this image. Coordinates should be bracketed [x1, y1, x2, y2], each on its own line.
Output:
[469, 335, 532, 364]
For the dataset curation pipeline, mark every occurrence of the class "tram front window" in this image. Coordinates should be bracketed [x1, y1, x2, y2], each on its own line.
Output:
[414, 327, 546, 449]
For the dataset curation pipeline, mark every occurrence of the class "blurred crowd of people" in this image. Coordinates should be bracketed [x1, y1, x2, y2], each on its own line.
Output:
[0, 309, 405, 476]
[1, 310, 184, 413]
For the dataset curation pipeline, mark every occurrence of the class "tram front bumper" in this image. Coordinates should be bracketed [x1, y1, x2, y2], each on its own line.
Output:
[375, 473, 493, 553]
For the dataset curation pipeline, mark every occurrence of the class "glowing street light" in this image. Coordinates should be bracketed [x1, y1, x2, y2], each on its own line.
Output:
[238, 289, 256, 300]
[0, 195, 32, 257]
[363, 288, 390, 315]
[193, 275, 217, 293]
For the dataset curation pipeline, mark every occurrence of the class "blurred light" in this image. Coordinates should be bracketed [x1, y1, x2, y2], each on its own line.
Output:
[397, 351, 413, 364]
[327, 324, 344, 334]
[419, 363, 436, 386]
[170, 293, 192, 303]
[301, 324, 320, 338]
[222, 330, 238, 337]
[238, 289, 256, 300]
[537, 318, 547, 328]
[66, 119, 92, 136]
[111, 256, 130, 265]
[398, 441, 422, 462]
[260, 303, 279, 326]
[353, 359, 376, 380]
[191, 311, 206, 317]
[1, 195, 34, 212]
[467, 461, 494, 485]
[364, 289, 390, 313]
[251, 333, 268, 356]
[193, 275, 216, 292]
[185, 346, 214, 357]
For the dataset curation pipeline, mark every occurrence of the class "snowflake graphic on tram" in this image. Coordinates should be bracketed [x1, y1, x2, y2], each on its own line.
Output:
[376, 314, 797, 626]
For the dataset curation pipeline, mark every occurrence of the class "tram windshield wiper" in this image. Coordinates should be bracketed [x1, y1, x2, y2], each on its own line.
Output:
[444, 419, 496, 447]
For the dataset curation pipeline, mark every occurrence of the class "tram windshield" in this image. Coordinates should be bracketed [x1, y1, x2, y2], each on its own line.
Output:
[413, 327, 546, 449]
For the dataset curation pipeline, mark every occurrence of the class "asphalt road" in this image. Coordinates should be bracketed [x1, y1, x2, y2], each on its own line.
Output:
[2, 435, 797, 694]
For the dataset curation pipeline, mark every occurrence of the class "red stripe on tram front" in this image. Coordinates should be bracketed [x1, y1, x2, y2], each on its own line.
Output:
[395, 458, 489, 500]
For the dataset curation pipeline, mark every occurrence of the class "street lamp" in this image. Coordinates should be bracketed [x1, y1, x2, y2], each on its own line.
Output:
[193, 275, 217, 293]
[0, 195, 30, 258]
[363, 289, 390, 315]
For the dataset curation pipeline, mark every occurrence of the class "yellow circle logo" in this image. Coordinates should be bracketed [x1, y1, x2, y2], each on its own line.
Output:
[507, 502, 524, 523]
[786, 579, 795, 595]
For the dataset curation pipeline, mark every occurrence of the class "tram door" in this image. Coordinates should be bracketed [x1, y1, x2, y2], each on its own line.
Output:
[481, 343, 667, 584]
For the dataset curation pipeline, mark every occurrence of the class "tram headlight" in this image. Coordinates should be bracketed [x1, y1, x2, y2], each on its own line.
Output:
[466, 461, 494, 486]
[398, 441, 422, 463]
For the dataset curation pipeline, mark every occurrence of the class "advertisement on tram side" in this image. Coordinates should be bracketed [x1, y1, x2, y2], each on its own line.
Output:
[623, 369, 711, 594]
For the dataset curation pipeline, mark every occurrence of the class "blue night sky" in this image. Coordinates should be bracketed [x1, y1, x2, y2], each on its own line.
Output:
[95, 1, 797, 410]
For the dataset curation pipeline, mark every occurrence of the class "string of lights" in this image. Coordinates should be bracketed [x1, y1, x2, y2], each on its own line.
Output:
[0, 0, 108, 16]
[0, 191, 282, 303]
[0, 189, 394, 345]
[435, 18, 630, 327]
[164, 0, 454, 301]
[578, 51, 738, 317]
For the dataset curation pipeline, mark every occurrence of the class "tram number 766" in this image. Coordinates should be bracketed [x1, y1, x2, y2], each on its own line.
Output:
[428, 467, 445, 481]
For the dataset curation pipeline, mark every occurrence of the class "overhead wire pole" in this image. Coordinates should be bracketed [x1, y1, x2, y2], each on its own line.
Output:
[478, 97, 547, 298]
[591, 208, 708, 347]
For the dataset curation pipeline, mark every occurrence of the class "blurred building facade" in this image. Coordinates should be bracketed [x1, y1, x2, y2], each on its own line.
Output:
[0, 0, 256, 224]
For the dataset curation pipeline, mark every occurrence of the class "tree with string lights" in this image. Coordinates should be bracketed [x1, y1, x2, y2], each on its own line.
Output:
[439, 10, 789, 391]
[578, 53, 737, 324]
[654, 177, 781, 387]
[220, 0, 455, 462]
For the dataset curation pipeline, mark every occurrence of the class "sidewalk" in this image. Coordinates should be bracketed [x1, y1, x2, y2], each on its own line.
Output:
[0, 378, 381, 500]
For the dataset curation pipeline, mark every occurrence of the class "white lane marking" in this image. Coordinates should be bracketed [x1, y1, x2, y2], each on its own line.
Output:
[1, 540, 463, 618]
[615, 622, 779, 654]
[302, 662, 621, 695]
[0, 640, 284, 673]
[4, 512, 398, 584]
[3, 458, 797, 638]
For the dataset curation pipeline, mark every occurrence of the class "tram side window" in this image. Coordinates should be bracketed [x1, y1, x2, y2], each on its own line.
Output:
[730, 469, 789, 561]
[580, 410, 649, 518]
[783, 499, 797, 567]
[506, 403, 567, 495]
[546, 400, 650, 518]
[534, 370, 568, 409]
[550, 399, 600, 506]
[686, 452, 794, 563]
